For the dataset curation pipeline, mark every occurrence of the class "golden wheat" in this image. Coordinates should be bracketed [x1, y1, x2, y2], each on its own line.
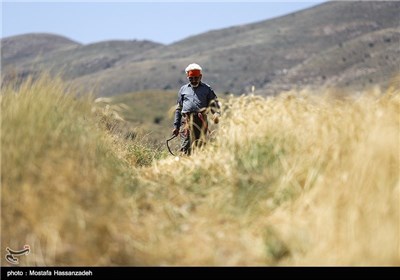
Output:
[2, 76, 399, 265]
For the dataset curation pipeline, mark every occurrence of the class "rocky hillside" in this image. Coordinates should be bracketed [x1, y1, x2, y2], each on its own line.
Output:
[1, 1, 399, 97]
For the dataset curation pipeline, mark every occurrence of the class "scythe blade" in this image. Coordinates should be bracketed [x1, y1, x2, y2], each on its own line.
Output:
[166, 134, 177, 156]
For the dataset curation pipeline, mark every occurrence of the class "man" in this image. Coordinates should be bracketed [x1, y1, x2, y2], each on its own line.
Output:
[172, 63, 221, 155]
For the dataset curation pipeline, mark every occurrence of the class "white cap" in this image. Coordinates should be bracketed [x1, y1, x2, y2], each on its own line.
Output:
[185, 63, 202, 73]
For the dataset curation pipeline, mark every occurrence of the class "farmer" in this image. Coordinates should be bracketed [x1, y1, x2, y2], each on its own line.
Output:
[172, 63, 221, 155]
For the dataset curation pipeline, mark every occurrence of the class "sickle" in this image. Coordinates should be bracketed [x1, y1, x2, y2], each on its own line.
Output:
[166, 134, 178, 156]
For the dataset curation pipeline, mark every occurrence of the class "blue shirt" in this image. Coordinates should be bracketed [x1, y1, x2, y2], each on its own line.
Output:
[173, 82, 219, 129]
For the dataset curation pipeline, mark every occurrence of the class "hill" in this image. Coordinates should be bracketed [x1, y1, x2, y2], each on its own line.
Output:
[1, 33, 80, 66]
[1, 1, 399, 96]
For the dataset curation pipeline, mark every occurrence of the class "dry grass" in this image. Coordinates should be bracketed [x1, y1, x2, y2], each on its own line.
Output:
[1, 75, 399, 266]
[1, 76, 158, 265]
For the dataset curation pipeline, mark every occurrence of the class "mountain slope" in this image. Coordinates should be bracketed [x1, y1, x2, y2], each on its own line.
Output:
[268, 27, 400, 93]
[1, 33, 81, 66]
[1, 1, 399, 96]
[1, 35, 163, 83]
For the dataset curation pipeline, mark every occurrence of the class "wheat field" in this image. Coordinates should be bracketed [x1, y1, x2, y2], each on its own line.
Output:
[1, 76, 399, 266]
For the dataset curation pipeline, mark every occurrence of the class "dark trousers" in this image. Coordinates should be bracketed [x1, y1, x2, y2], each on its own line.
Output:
[180, 113, 208, 155]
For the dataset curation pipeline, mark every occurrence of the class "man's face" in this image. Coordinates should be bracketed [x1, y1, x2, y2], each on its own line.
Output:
[188, 75, 202, 87]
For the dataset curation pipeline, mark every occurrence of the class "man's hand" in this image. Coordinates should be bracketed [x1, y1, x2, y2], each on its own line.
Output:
[172, 128, 179, 136]
[212, 112, 220, 124]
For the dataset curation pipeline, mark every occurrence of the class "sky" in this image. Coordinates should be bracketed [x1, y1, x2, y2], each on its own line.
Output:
[2, 0, 328, 45]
